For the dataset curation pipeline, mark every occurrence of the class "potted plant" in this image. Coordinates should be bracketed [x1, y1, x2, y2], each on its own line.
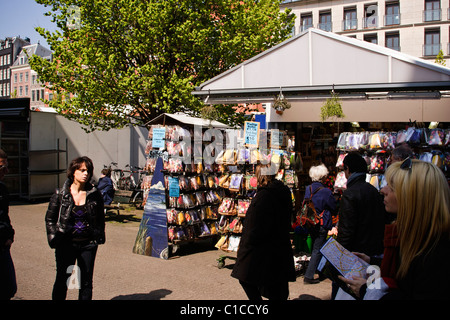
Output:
[200, 105, 220, 127]
[320, 90, 345, 133]
[272, 91, 291, 115]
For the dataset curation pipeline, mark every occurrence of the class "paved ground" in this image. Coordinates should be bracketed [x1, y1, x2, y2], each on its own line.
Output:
[8, 201, 332, 301]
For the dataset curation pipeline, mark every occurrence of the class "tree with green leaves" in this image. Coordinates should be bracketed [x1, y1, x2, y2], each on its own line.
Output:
[30, 0, 294, 131]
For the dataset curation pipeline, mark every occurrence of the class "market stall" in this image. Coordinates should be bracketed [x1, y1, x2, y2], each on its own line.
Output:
[192, 28, 450, 260]
[132, 113, 303, 261]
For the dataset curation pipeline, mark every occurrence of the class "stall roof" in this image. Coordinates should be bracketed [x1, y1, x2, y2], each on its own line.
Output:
[146, 113, 231, 129]
[0, 98, 30, 118]
[193, 28, 450, 102]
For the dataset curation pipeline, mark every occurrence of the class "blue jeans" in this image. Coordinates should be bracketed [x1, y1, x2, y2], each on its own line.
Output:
[304, 226, 328, 280]
[0, 247, 17, 300]
[52, 240, 98, 300]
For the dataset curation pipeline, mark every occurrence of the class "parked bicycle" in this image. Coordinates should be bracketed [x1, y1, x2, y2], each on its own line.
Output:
[103, 162, 122, 191]
[102, 162, 147, 209]
[126, 165, 147, 209]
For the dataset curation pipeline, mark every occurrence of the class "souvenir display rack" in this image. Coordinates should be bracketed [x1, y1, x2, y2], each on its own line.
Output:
[143, 125, 224, 253]
[213, 130, 299, 267]
[138, 123, 301, 260]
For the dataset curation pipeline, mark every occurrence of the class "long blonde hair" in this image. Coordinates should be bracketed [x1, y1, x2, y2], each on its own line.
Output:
[385, 160, 450, 279]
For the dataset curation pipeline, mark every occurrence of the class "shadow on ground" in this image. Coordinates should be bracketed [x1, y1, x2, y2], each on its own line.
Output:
[111, 289, 172, 300]
[105, 211, 141, 224]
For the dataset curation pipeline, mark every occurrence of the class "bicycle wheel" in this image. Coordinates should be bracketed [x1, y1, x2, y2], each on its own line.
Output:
[131, 191, 144, 209]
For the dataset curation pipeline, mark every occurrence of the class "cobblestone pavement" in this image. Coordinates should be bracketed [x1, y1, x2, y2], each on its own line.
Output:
[8, 201, 332, 301]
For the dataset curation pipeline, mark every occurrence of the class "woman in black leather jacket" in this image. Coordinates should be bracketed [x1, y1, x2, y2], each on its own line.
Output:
[45, 156, 105, 300]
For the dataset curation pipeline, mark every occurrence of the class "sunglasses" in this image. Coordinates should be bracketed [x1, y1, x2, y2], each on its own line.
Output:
[400, 157, 412, 170]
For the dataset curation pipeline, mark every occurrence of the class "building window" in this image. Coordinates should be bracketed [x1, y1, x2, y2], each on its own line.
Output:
[14, 73, 17, 83]
[301, 13, 313, 32]
[319, 10, 332, 32]
[364, 33, 378, 44]
[344, 7, 358, 31]
[386, 32, 400, 51]
[25, 72, 28, 82]
[25, 85, 28, 96]
[424, 0, 441, 22]
[364, 3, 378, 28]
[20, 73, 23, 82]
[385, 1, 400, 26]
[424, 29, 441, 56]
[32, 90, 35, 101]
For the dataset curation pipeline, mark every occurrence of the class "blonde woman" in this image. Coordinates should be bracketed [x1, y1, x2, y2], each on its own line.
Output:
[340, 159, 450, 300]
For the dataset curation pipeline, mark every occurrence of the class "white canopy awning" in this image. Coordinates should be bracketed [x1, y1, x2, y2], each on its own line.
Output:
[193, 28, 450, 99]
[146, 112, 231, 129]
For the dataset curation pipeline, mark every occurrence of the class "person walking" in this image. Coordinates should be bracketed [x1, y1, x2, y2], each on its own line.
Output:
[0, 149, 17, 300]
[45, 156, 106, 300]
[334, 152, 386, 299]
[340, 159, 450, 300]
[303, 164, 337, 284]
[231, 163, 296, 300]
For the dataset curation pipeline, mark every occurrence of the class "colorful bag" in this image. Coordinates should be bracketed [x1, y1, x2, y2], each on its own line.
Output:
[237, 199, 251, 217]
[298, 186, 323, 227]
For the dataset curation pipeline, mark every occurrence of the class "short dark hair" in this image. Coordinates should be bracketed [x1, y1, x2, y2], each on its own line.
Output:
[391, 143, 413, 162]
[67, 156, 94, 181]
[343, 152, 367, 174]
[101, 168, 111, 177]
[0, 148, 7, 159]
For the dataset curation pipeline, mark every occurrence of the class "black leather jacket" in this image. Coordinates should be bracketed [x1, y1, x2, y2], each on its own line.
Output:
[45, 179, 105, 248]
[0, 181, 14, 248]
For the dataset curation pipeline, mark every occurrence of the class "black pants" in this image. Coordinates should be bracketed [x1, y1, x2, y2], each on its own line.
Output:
[239, 280, 289, 300]
[52, 240, 98, 300]
[0, 248, 17, 300]
[304, 226, 328, 280]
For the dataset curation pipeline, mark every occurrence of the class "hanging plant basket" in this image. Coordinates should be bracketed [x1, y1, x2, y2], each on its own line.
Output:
[272, 92, 291, 113]
[320, 91, 345, 122]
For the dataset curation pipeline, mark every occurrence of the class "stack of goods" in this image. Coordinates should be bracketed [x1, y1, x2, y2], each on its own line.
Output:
[335, 128, 450, 191]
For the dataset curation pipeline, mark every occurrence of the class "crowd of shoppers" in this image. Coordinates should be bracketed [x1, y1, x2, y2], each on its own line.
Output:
[2, 141, 449, 301]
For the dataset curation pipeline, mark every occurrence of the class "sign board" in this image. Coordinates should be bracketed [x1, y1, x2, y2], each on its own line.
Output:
[152, 127, 166, 149]
[133, 157, 170, 259]
[243, 121, 260, 147]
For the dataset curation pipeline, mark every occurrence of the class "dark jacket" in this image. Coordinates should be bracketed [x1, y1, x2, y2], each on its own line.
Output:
[98, 176, 114, 205]
[304, 181, 337, 230]
[0, 182, 14, 248]
[231, 180, 296, 285]
[381, 236, 450, 300]
[45, 179, 106, 248]
[337, 173, 385, 256]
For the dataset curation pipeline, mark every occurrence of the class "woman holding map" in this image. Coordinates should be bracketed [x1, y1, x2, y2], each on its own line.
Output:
[339, 159, 450, 300]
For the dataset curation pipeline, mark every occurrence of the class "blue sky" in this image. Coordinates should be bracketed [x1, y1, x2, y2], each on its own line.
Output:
[0, 0, 58, 48]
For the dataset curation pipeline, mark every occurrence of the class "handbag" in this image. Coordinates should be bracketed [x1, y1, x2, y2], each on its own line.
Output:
[298, 186, 323, 227]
